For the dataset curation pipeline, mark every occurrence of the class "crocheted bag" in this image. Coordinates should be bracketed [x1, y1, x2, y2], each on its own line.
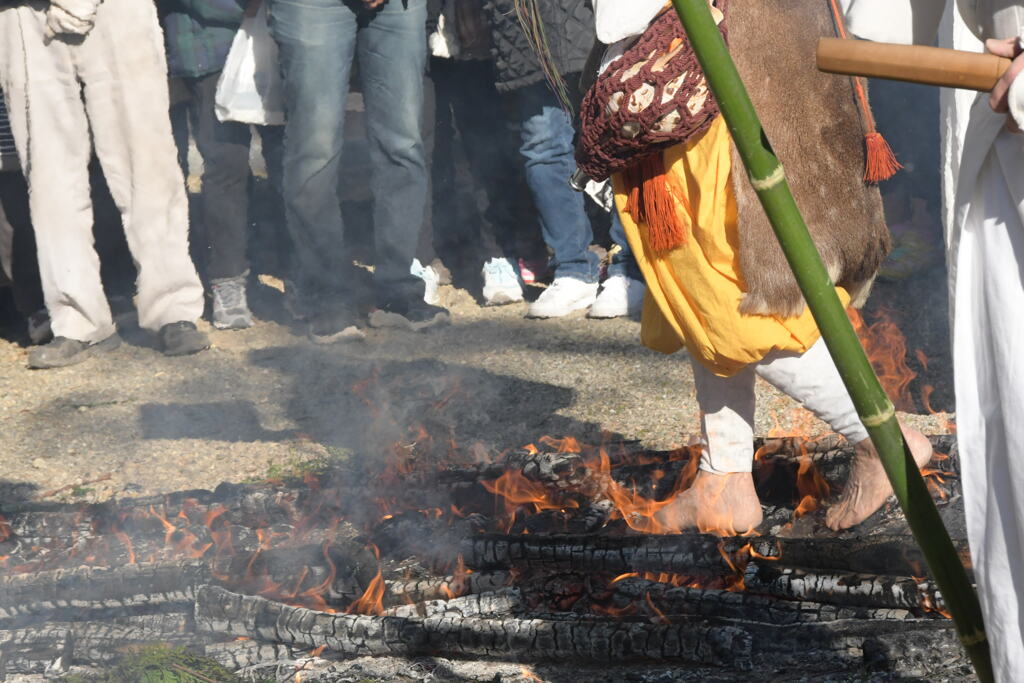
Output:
[576, 2, 726, 183]
[576, 2, 727, 251]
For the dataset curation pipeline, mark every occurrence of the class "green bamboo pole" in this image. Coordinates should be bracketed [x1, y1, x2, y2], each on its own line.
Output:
[668, 1, 992, 679]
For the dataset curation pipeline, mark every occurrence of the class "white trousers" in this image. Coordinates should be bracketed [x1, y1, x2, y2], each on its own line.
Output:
[955, 133, 1024, 682]
[691, 338, 870, 473]
[0, 0, 203, 342]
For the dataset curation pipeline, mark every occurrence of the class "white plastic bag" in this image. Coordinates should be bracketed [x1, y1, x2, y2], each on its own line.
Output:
[215, 3, 285, 125]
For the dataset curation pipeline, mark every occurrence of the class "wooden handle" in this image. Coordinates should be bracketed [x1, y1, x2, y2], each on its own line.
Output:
[817, 37, 1011, 91]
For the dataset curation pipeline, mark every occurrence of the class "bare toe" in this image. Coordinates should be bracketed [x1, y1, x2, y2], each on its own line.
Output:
[826, 425, 935, 531]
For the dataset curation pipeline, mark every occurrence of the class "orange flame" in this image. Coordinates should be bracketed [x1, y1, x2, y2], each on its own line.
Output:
[792, 442, 831, 520]
[849, 307, 917, 411]
[346, 545, 385, 616]
[538, 435, 582, 453]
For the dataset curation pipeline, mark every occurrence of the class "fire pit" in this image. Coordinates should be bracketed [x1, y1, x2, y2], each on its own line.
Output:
[0, 430, 973, 682]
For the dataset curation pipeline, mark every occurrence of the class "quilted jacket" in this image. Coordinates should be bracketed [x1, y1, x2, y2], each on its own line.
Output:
[481, 0, 595, 92]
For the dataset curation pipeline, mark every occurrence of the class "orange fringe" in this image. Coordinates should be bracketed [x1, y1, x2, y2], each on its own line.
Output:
[625, 155, 687, 252]
[864, 131, 902, 184]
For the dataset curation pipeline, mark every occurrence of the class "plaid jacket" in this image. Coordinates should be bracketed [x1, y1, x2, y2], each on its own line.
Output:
[159, 0, 246, 79]
[0, 89, 17, 172]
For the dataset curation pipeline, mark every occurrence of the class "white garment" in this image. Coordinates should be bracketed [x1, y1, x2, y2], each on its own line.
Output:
[592, 0, 665, 44]
[0, 0, 203, 342]
[691, 339, 869, 474]
[847, 2, 1024, 679]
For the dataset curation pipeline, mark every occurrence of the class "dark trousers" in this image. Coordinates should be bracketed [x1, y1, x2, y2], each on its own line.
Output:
[0, 171, 42, 315]
[431, 58, 530, 264]
[171, 72, 286, 282]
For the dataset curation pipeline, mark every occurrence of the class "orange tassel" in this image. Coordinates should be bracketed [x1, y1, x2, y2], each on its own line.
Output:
[624, 156, 687, 252]
[863, 131, 902, 183]
[828, 0, 901, 184]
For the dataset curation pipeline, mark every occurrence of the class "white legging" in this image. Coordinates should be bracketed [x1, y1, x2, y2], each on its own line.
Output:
[691, 338, 869, 474]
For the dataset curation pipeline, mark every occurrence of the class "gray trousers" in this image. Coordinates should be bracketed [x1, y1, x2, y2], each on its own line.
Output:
[0, 0, 203, 342]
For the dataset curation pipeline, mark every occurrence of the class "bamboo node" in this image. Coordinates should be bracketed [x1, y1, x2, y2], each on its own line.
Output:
[750, 165, 786, 191]
[860, 402, 895, 428]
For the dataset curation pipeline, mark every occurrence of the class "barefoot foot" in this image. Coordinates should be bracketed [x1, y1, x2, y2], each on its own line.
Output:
[655, 470, 763, 534]
[825, 425, 934, 531]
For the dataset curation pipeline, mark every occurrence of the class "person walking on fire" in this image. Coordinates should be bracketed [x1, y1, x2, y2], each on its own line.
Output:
[578, 0, 935, 535]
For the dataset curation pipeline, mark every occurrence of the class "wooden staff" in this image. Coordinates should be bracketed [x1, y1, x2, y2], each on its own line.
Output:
[817, 37, 1011, 91]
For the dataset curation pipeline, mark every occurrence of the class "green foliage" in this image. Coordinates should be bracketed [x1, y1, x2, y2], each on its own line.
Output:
[62, 645, 241, 683]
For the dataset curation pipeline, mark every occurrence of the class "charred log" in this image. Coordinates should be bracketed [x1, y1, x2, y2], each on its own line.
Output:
[194, 585, 752, 667]
[743, 563, 947, 614]
[460, 534, 741, 575]
[384, 589, 522, 619]
[610, 578, 917, 625]
[462, 533, 971, 580]
[0, 627, 72, 675]
[0, 561, 211, 619]
[385, 571, 511, 605]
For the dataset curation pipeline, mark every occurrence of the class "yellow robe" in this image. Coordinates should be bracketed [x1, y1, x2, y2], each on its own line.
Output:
[614, 117, 849, 377]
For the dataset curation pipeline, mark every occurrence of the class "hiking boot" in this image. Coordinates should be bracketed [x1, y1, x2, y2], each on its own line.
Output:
[308, 308, 366, 344]
[159, 321, 210, 356]
[482, 257, 524, 306]
[27, 333, 121, 369]
[211, 275, 254, 330]
[369, 298, 451, 331]
[27, 309, 53, 345]
[588, 275, 646, 319]
[526, 277, 598, 319]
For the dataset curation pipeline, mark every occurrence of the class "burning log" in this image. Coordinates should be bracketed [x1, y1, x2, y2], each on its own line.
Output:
[194, 585, 753, 667]
[462, 533, 971, 580]
[460, 534, 742, 575]
[0, 561, 211, 619]
[743, 563, 947, 614]
[611, 577, 918, 625]
[385, 571, 511, 605]
[748, 535, 970, 577]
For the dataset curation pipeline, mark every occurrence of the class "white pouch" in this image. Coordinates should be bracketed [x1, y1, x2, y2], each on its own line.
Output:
[215, 3, 285, 125]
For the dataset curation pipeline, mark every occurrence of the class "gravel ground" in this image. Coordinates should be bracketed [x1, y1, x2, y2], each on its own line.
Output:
[0, 273, 953, 505]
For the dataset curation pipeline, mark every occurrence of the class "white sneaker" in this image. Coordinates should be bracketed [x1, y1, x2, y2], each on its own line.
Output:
[411, 258, 441, 305]
[526, 277, 599, 318]
[588, 275, 646, 319]
[481, 257, 524, 306]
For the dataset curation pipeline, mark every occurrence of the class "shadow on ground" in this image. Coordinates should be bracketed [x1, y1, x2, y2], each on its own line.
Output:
[137, 345, 624, 463]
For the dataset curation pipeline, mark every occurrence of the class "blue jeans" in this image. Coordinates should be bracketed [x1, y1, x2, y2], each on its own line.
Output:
[517, 82, 599, 283]
[608, 210, 642, 280]
[268, 0, 427, 309]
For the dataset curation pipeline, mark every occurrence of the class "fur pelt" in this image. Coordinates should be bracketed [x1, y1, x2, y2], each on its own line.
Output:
[729, 0, 890, 317]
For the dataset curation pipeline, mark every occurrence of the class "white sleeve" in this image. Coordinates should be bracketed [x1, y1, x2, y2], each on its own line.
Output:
[592, 0, 666, 44]
[844, 0, 946, 44]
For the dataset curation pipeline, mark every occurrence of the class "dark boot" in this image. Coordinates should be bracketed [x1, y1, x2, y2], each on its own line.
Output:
[159, 321, 210, 356]
[27, 334, 121, 369]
